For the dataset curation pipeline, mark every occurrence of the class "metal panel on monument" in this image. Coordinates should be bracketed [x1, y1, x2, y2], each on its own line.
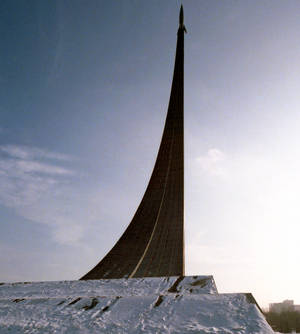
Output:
[81, 7, 186, 280]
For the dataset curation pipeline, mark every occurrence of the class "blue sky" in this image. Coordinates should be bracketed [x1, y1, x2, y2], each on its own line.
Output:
[1, 0, 300, 308]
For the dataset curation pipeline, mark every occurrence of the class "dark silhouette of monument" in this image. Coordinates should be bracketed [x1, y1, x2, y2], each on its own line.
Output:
[81, 6, 186, 280]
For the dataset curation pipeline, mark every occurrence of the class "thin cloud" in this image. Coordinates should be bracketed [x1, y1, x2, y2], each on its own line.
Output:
[0, 144, 113, 247]
[0, 159, 73, 176]
[0, 144, 84, 244]
[16, 160, 73, 175]
[0, 145, 73, 161]
[0, 145, 30, 159]
[196, 148, 226, 176]
[0, 146, 73, 208]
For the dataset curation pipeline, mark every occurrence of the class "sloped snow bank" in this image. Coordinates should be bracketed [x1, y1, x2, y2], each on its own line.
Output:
[0, 275, 217, 299]
[0, 276, 273, 334]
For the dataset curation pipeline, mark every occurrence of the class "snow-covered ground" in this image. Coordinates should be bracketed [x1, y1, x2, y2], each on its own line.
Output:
[0, 275, 217, 299]
[0, 275, 273, 333]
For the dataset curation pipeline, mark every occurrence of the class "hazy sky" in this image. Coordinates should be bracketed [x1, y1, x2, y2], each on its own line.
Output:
[1, 0, 300, 308]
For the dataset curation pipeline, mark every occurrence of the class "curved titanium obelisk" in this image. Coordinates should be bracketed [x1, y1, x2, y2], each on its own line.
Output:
[81, 6, 186, 279]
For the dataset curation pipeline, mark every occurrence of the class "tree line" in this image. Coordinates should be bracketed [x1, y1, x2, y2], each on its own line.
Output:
[264, 310, 300, 333]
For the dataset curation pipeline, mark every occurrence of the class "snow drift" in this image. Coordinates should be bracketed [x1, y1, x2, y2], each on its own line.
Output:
[0, 275, 273, 333]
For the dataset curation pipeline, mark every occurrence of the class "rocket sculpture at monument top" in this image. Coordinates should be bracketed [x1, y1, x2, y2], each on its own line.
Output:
[179, 5, 187, 32]
[81, 6, 186, 280]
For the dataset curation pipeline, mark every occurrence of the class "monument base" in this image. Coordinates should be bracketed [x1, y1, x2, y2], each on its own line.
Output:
[0, 275, 273, 333]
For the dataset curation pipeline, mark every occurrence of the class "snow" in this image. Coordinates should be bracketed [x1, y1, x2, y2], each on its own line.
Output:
[0, 275, 273, 333]
[0, 275, 217, 299]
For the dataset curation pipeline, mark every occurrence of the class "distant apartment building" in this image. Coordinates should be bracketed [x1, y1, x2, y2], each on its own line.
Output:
[269, 300, 300, 313]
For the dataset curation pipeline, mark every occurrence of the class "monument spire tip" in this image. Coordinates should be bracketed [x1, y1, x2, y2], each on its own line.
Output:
[179, 5, 187, 33]
[179, 5, 184, 25]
